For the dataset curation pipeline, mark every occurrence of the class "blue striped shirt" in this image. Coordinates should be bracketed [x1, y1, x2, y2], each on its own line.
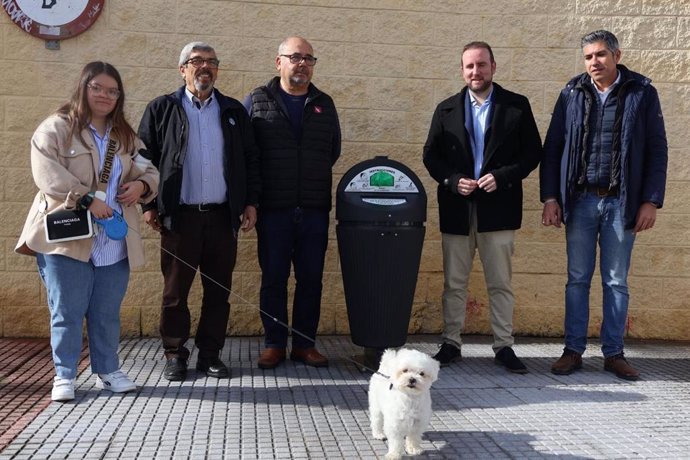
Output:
[180, 89, 227, 205]
[468, 88, 493, 180]
[89, 125, 127, 267]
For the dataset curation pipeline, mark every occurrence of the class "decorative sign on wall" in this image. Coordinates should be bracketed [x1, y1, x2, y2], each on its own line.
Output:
[2, 0, 104, 41]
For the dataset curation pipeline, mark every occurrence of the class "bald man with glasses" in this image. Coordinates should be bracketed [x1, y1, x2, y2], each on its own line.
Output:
[244, 36, 341, 370]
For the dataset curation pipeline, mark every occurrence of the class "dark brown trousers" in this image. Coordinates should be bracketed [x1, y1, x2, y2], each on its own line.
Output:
[159, 207, 237, 360]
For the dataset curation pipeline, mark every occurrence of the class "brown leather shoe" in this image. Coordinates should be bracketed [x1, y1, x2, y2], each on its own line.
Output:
[257, 348, 286, 369]
[551, 349, 583, 375]
[604, 354, 640, 381]
[290, 347, 329, 367]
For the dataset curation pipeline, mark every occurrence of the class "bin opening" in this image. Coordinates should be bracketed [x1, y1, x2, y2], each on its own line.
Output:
[361, 197, 407, 206]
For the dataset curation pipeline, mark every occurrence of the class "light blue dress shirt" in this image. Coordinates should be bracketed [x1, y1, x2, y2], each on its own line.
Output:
[468, 88, 494, 180]
[89, 125, 127, 267]
[180, 89, 227, 205]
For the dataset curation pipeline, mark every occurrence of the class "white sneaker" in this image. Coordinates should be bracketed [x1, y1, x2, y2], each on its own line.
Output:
[51, 377, 75, 402]
[96, 370, 137, 393]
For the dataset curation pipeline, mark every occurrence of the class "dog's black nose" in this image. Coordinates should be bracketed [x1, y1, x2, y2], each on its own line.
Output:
[409, 377, 416, 385]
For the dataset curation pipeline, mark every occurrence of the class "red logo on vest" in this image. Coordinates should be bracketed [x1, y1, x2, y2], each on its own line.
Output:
[314, 106, 323, 114]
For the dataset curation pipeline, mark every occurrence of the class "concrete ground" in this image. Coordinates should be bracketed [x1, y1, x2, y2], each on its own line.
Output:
[0, 335, 689, 459]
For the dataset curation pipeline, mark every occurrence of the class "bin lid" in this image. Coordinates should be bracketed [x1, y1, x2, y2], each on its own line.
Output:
[344, 166, 420, 194]
[336, 156, 426, 223]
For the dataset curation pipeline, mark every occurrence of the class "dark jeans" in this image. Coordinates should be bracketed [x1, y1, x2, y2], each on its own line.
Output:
[160, 207, 237, 360]
[257, 207, 329, 349]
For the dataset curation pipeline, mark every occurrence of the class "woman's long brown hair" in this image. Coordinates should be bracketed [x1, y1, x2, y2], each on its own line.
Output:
[57, 61, 136, 154]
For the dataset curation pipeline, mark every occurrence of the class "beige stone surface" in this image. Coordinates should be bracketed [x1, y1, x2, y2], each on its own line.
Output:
[4, 167, 36, 203]
[1, 1, 688, 341]
[0, 272, 41, 307]
[512, 48, 580, 83]
[3, 306, 49, 337]
[632, 246, 690, 277]
[228, 305, 263, 336]
[408, 302, 444, 334]
[334, 303, 350, 335]
[0, 240, 5, 272]
[643, 1, 690, 16]
[122, 273, 162, 307]
[663, 278, 690, 311]
[513, 306, 565, 336]
[627, 308, 690, 340]
[120, 306, 141, 338]
[612, 16, 678, 50]
[547, 15, 615, 49]
[577, 0, 642, 16]
[666, 148, 690, 181]
[513, 273, 566, 308]
[140, 305, 161, 338]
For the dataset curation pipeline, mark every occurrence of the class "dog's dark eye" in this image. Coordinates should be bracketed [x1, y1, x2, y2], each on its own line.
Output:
[403, 368, 408, 373]
[420, 372, 425, 376]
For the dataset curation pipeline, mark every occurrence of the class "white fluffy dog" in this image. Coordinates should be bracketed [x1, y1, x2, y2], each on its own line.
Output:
[368, 348, 440, 459]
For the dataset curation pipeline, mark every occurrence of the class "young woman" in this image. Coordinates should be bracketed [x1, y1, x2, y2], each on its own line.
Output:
[15, 62, 159, 402]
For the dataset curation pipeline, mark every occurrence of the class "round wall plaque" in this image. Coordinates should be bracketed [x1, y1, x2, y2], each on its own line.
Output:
[2, 0, 104, 40]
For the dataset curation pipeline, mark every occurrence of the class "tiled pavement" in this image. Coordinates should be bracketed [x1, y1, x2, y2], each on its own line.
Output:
[0, 339, 89, 453]
[0, 335, 689, 459]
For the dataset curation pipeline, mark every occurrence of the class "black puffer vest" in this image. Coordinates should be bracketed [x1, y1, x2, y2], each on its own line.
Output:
[248, 77, 340, 211]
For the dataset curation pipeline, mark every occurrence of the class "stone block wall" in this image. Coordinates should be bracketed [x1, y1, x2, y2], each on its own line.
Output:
[1, 0, 688, 341]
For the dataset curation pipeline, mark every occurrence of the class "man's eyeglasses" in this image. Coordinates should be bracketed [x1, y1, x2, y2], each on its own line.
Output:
[280, 54, 317, 66]
[87, 83, 121, 100]
[184, 57, 220, 69]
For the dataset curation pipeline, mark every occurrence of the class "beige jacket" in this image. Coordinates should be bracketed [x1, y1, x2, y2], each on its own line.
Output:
[15, 114, 159, 268]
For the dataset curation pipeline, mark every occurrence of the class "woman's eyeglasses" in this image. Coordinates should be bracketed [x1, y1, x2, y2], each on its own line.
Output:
[87, 83, 121, 100]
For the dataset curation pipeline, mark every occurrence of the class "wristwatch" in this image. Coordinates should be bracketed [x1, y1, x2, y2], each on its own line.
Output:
[95, 190, 107, 201]
[79, 192, 95, 210]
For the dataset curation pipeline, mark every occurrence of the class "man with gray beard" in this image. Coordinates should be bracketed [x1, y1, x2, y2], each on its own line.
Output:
[138, 42, 261, 382]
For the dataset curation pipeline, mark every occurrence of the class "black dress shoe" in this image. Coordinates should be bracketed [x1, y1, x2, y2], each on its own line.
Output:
[196, 357, 229, 378]
[164, 357, 188, 381]
[495, 347, 528, 374]
[433, 343, 462, 368]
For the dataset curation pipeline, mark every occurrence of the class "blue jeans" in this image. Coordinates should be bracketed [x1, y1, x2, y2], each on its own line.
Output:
[564, 193, 635, 357]
[256, 208, 329, 349]
[37, 254, 129, 379]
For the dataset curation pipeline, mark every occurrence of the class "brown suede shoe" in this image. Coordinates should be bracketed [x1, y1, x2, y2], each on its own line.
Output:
[551, 349, 583, 375]
[290, 347, 329, 367]
[257, 348, 286, 369]
[604, 354, 640, 381]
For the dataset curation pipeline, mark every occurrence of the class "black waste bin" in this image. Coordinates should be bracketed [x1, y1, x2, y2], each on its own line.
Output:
[336, 156, 426, 355]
